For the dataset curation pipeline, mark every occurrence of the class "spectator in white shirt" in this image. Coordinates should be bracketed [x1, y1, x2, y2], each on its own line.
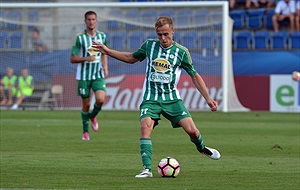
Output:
[272, 0, 296, 32]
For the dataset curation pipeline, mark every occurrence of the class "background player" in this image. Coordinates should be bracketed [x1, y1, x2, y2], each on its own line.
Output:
[70, 11, 108, 141]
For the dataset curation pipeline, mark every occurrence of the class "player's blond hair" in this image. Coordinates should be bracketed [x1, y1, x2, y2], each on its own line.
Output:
[155, 16, 174, 29]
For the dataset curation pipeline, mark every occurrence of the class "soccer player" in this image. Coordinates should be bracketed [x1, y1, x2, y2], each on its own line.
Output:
[11, 68, 34, 110]
[70, 11, 108, 141]
[92, 16, 220, 178]
[0, 67, 17, 106]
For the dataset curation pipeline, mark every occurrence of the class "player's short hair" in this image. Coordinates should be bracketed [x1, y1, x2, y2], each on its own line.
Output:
[32, 27, 40, 34]
[85, 11, 97, 19]
[155, 16, 174, 29]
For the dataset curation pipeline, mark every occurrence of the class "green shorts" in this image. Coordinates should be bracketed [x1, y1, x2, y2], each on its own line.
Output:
[77, 78, 106, 98]
[139, 100, 191, 128]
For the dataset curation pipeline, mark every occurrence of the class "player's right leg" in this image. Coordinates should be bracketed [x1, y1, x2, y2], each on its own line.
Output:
[135, 117, 155, 178]
[89, 79, 106, 132]
[78, 80, 91, 140]
[135, 101, 160, 178]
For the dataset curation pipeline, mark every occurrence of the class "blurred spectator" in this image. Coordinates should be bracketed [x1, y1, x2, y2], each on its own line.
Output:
[229, 0, 246, 10]
[0, 67, 17, 106]
[11, 68, 34, 110]
[296, 0, 300, 31]
[32, 28, 48, 51]
[246, 0, 274, 11]
[272, 0, 296, 33]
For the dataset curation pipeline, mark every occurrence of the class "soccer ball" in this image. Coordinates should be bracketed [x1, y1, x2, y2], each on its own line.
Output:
[157, 157, 180, 177]
[292, 71, 300, 81]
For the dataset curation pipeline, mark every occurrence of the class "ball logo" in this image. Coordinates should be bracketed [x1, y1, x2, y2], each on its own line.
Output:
[152, 58, 171, 72]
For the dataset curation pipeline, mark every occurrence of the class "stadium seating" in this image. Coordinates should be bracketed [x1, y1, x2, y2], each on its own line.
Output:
[173, 32, 181, 43]
[9, 32, 23, 48]
[125, 9, 140, 30]
[0, 32, 9, 48]
[229, 10, 246, 30]
[141, 9, 158, 28]
[290, 32, 300, 49]
[234, 31, 253, 49]
[246, 9, 265, 30]
[28, 10, 39, 30]
[199, 31, 218, 57]
[271, 31, 289, 49]
[159, 9, 176, 18]
[6, 10, 22, 30]
[211, 11, 223, 30]
[177, 9, 192, 26]
[147, 32, 157, 39]
[0, 10, 5, 29]
[129, 32, 145, 49]
[199, 31, 217, 49]
[181, 31, 198, 49]
[254, 31, 270, 49]
[264, 9, 275, 30]
[217, 34, 223, 49]
[110, 32, 127, 50]
[193, 10, 210, 28]
[107, 10, 123, 30]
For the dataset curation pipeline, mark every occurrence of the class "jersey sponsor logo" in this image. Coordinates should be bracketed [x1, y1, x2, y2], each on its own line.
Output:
[150, 72, 171, 83]
[88, 45, 98, 55]
[152, 58, 171, 72]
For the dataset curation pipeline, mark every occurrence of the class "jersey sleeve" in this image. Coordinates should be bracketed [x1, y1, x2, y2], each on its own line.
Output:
[132, 40, 147, 61]
[181, 50, 197, 76]
[103, 34, 108, 46]
[71, 35, 81, 55]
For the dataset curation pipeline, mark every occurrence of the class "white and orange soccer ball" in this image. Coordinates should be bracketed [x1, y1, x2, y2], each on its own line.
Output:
[157, 157, 180, 177]
[292, 71, 300, 81]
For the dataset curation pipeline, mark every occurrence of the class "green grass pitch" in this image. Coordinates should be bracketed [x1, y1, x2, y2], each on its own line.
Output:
[0, 110, 299, 190]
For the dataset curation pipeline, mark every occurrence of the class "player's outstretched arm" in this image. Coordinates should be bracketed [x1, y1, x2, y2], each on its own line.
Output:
[92, 41, 138, 64]
[191, 73, 218, 112]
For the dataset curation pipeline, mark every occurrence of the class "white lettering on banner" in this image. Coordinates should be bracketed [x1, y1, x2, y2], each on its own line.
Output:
[270, 75, 300, 112]
[101, 75, 223, 110]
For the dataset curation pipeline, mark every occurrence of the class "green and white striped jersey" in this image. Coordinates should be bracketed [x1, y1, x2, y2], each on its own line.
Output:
[71, 30, 107, 81]
[133, 39, 197, 102]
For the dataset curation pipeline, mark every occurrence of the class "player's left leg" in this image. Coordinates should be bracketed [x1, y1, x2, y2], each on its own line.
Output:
[178, 117, 220, 160]
[162, 100, 220, 160]
[89, 79, 106, 132]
